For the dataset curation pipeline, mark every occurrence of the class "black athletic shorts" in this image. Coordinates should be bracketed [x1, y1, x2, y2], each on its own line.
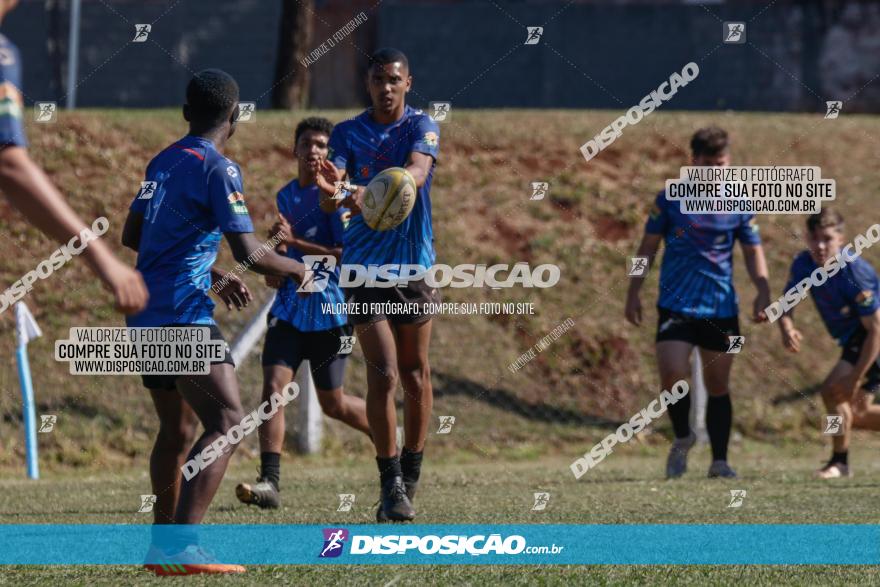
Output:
[261, 315, 351, 389]
[140, 323, 234, 390]
[840, 327, 880, 393]
[655, 306, 741, 353]
[345, 278, 441, 325]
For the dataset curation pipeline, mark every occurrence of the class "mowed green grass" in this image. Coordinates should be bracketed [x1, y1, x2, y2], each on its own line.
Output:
[0, 441, 879, 585]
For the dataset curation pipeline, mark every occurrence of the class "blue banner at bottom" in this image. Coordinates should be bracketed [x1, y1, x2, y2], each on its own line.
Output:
[0, 525, 876, 565]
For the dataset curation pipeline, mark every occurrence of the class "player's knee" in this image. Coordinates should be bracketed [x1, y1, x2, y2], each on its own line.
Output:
[400, 363, 430, 390]
[320, 398, 344, 420]
[214, 407, 246, 436]
[370, 363, 399, 392]
[156, 424, 196, 455]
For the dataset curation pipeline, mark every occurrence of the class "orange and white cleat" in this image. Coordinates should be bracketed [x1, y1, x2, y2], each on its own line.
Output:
[814, 462, 851, 480]
[144, 545, 245, 576]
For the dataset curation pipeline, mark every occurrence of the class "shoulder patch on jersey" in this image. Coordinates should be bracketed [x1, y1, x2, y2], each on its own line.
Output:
[856, 290, 875, 307]
[649, 204, 661, 220]
[227, 191, 249, 215]
[423, 131, 439, 147]
[226, 165, 238, 178]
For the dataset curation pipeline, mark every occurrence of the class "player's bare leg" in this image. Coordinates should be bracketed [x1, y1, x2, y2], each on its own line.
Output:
[851, 390, 880, 429]
[395, 319, 434, 501]
[148, 388, 198, 524]
[316, 386, 371, 435]
[236, 365, 290, 509]
[173, 363, 245, 524]
[656, 341, 695, 478]
[699, 348, 736, 478]
[357, 321, 414, 521]
[817, 361, 855, 478]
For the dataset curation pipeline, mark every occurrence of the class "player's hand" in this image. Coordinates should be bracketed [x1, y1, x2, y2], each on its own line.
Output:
[270, 214, 295, 246]
[625, 292, 642, 326]
[100, 258, 149, 315]
[213, 271, 252, 311]
[781, 327, 802, 353]
[316, 159, 344, 196]
[265, 275, 284, 289]
[342, 187, 363, 216]
[752, 290, 771, 322]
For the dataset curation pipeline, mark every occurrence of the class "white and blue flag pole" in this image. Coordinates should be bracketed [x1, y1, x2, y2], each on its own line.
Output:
[14, 302, 42, 480]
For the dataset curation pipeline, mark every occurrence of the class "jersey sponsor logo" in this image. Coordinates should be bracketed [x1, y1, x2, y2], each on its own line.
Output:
[360, 165, 370, 178]
[226, 165, 238, 178]
[423, 131, 439, 147]
[856, 290, 875, 307]
[649, 204, 661, 220]
[227, 191, 249, 215]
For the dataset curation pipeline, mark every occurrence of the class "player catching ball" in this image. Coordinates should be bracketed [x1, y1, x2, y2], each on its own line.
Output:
[625, 126, 771, 480]
[317, 48, 440, 522]
[0, 0, 147, 314]
[776, 209, 880, 479]
[235, 117, 370, 509]
[122, 70, 306, 575]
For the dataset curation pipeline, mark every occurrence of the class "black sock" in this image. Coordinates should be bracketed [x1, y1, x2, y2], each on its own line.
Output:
[830, 451, 848, 466]
[667, 387, 692, 439]
[377, 455, 402, 486]
[706, 394, 732, 461]
[260, 452, 281, 490]
[400, 447, 423, 486]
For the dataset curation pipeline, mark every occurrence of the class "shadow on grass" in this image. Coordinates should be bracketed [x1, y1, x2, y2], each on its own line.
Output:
[431, 371, 623, 430]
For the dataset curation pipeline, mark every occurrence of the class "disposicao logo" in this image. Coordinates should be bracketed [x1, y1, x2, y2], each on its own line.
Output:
[319, 528, 349, 558]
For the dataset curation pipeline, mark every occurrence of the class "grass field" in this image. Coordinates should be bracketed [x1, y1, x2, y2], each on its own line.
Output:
[1, 440, 879, 585]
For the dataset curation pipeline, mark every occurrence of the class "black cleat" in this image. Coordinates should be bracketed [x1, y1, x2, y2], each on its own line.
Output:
[377, 476, 414, 522]
[235, 475, 280, 510]
[376, 478, 417, 522]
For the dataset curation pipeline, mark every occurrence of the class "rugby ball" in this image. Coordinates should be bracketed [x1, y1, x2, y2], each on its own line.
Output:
[361, 167, 416, 231]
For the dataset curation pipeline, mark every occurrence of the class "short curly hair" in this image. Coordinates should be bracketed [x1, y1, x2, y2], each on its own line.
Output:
[294, 117, 334, 145]
[185, 69, 239, 126]
[690, 126, 729, 157]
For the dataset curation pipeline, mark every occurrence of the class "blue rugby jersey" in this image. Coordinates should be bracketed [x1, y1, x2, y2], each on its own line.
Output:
[784, 250, 880, 345]
[328, 106, 439, 276]
[126, 135, 254, 327]
[0, 34, 26, 148]
[645, 190, 761, 318]
[270, 179, 348, 331]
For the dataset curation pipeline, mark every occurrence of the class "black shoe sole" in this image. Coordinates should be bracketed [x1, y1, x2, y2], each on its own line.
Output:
[235, 483, 280, 510]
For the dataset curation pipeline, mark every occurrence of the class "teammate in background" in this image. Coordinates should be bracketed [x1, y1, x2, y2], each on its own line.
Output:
[235, 117, 370, 509]
[122, 69, 306, 575]
[776, 209, 880, 479]
[0, 0, 147, 314]
[625, 126, 770, 479]
[317, 48, 440, 521]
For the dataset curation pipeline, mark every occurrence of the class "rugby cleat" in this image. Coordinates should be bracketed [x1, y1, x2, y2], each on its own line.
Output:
[814, 462, 851, 479]
[665, 432, 696, 479]
[707, 460, 738, 479]
[144, 545, 245, 576]
[236, 473, 280, 509]
[376, 476, 415, 522]
[375, 478, 418, 523]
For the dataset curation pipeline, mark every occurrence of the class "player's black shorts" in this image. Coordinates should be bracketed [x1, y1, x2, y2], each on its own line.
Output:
[345, 278, 441, 325]
[261, 315, 351, 389]
[655, 306, 741, 353]
[140, 323, 234, 390]
[840, 327, 880, 393]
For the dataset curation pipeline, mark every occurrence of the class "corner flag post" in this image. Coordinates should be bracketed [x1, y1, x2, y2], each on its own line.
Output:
[14, 302, 42, 479]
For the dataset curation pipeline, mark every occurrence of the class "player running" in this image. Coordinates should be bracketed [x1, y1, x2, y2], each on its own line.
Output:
[317, 48, 440, 521]
[776, 209, 880, 479]
[0, 0, 147, 314]
[122, 69, 306, 575]
[625, 126, 771, 479]
[235, 117, 370, 509]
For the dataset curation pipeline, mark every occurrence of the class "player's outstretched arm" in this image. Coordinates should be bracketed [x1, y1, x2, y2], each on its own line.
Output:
[742, 243, 771, 322]
[209, 267, 252, 311]
[224, 231, 305, 283]
[625, 233, 662, 326]
[0, 146, 148, 315]
[270, 214, 342, 261]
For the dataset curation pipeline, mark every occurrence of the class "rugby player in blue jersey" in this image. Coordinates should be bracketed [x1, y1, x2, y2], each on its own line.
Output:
[0, 0, 147, 314]
[776, 209, 880, 479]
[122, 70, 306, 575]
[235, 117, 370, 509]
[317, 48, 440, 521]
[625, 127, 771, 479]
